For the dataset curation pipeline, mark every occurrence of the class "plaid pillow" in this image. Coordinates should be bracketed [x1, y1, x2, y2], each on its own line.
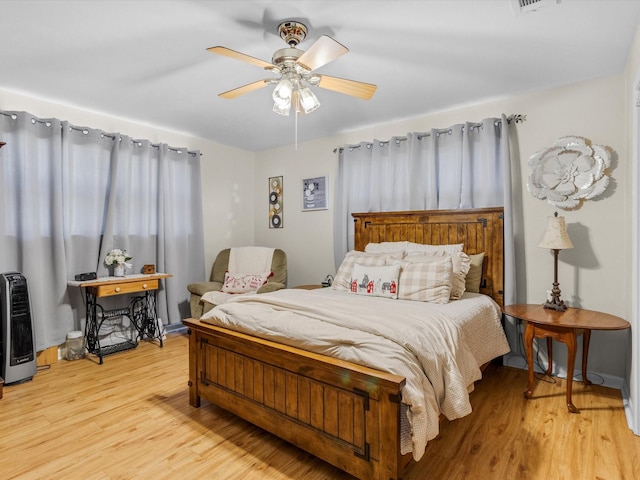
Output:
[405, 251, 470, 300]
[398, 257, 452, 304]
[333, 251, 403, 291]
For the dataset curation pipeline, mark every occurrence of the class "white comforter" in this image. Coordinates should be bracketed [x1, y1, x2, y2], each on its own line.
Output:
[200, 288, 509, 461]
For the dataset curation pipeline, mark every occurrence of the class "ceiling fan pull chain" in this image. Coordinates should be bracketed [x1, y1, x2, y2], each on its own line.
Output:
[295, 110, 298, 150]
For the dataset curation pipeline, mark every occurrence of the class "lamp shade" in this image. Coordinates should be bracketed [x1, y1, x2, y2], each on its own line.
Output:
[537, 214, 574, 250]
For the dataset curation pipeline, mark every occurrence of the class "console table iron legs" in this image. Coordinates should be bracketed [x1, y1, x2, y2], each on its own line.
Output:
[84, 289, 164, 364]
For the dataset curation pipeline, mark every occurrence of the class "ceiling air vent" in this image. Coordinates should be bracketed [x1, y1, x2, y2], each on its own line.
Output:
[510, 0, 560, 16]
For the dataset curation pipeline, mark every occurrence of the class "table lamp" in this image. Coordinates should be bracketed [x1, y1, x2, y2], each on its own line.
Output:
[538, 212, 573, 311]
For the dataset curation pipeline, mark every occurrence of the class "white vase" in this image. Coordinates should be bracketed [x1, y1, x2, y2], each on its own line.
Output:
[114, 264, 125, 277]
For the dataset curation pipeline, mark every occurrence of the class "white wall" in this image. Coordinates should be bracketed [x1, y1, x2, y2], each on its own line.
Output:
[254, 75, 630, 383]
[624, 24, 640, 432]
[199, 144, 256, 273]
[0, 87, 257, 277]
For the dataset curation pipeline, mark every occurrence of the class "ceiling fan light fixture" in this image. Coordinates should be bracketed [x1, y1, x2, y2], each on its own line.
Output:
[298, 87, 320, 114]
[273, 101, 291, 116]
[272, 78, 293, 106]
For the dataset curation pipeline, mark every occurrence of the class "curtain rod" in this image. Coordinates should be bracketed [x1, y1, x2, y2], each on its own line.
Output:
[333, 114, 526, 153]
[0, 111, 201, 157]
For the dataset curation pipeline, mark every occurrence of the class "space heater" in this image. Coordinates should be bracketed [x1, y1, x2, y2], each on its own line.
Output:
[0, 272, 36, 385]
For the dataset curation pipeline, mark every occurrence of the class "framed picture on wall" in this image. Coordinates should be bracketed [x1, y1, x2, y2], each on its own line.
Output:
[269, 176, 283, 228]
[302, 175, 328, 211]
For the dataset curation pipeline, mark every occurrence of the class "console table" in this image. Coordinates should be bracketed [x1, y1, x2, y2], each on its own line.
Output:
[69, 273, 171, 364]
[503, 304, 630, 413]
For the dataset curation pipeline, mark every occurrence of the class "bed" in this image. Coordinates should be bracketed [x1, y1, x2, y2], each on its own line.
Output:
[183, 207, 507, 480]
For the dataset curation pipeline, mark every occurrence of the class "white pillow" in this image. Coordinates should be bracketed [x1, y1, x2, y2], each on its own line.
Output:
[365, 241, 464, 256]
[349, 263, 400, 299]
[406, 243, 464, 255]
[364, 241, 410, 254]
[221, 271, 272, 294]
[405, 251, 470, 300]
[398, 257, 452, 304]
[333, 250, 403, 291]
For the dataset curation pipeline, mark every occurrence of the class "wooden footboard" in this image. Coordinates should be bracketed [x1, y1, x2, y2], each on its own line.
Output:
[184, 318, 408, 480]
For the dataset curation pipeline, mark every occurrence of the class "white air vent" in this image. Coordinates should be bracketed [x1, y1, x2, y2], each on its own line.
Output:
[510, 0, 560, 16]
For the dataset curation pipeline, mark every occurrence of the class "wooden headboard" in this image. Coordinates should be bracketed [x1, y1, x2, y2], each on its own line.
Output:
[352, 207, 504, 307]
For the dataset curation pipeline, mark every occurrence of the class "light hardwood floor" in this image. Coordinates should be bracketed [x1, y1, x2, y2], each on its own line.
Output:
[2, 332, 639, 479]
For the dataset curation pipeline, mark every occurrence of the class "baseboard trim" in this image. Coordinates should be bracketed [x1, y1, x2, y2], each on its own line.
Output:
[502, 352, 625, 389]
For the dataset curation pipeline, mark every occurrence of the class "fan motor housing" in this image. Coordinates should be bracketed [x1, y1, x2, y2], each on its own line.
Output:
[272, 48, 302, 67]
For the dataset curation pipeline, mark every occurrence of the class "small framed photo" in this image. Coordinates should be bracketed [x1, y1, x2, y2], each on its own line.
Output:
[302, 175, 328, 211]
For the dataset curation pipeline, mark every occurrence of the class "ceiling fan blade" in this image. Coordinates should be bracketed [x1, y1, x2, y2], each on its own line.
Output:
[219, 79, 271, 99]
[297, 35, 348, 71]
[317, 75, 377, 100]
[207, 46, 274, 69]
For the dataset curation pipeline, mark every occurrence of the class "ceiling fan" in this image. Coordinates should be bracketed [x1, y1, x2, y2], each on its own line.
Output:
[207, 21, 377, 116]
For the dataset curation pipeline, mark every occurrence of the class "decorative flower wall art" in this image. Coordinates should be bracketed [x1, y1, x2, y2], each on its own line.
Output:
[527, 136, 612, 210]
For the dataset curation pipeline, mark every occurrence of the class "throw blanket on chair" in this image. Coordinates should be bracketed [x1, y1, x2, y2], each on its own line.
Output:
[228, 246, 275, 274]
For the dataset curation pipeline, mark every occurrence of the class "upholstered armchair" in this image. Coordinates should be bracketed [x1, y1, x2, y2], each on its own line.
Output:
[187, 247, 287, 319]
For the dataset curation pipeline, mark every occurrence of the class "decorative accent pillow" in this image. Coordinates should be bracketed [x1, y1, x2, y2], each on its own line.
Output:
[221, 271, 272, 294]
[405, 251, 471, 300]
[349, 263, 400, 299]
[333, 251, 404, 291]
[465, 253, 485, 293]
[398, 257, 452, 304]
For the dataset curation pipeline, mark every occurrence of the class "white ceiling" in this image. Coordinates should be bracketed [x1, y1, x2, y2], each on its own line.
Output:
[2, 1, 640, 151]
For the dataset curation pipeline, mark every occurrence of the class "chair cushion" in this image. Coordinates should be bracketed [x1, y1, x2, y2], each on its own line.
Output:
[187, 281, 223, 296]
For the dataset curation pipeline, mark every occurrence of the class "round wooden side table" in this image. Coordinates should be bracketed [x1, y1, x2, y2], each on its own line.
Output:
[503, 304, 629, 413]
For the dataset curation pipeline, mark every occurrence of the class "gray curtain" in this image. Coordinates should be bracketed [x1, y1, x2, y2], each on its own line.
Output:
[0, 111, 205, 351]
[333, 115, 516, 305]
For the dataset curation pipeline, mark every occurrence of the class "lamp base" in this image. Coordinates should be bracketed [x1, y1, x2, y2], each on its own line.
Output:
[543, 300, 568, 311]
[543, 281, 568, 311]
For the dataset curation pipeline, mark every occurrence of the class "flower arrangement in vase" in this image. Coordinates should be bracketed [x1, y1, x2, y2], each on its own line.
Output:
[104, 249, 132, 277]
